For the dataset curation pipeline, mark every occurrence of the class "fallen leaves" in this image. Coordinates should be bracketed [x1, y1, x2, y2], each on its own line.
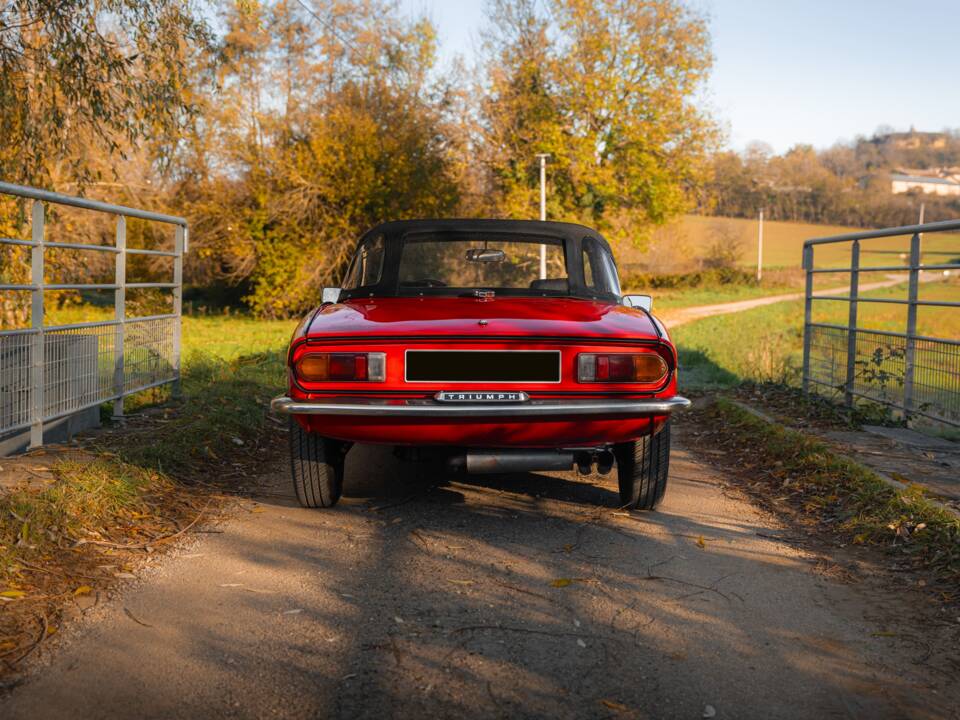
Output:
[73, 585, 92, 596]
[600, 699, 630, 712]
[0, 590, 27, 599]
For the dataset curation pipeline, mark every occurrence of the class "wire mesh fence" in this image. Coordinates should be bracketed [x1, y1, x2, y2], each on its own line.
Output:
[802, 220, 960, 427]
[0, 182, 186, 449]
[805, 324, 959, 424]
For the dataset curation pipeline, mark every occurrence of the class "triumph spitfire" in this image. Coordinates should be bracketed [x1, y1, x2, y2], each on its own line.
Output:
[271, 220, 689, 509]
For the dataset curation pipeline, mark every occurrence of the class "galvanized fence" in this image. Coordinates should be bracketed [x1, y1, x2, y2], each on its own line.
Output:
[0, 182, 186, 449]
[802, 219, 960, 426]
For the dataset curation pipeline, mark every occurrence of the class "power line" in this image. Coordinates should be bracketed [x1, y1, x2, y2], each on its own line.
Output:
[291, 0, 359, 53]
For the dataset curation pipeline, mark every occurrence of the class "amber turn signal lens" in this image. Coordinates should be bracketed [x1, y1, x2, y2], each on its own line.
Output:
[295, 352, 385, 382]
[577, 353, 668, 383]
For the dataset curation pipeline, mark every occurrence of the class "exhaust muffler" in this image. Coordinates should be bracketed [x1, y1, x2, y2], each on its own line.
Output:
[448, 449, 575, 474]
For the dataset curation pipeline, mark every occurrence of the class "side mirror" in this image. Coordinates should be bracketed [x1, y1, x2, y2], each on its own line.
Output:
[322, 287, 341, 304]
[622, 294, 652, 311]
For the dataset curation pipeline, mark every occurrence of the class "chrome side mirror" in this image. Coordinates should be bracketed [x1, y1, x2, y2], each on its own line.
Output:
[622, 294, 652, 311]
[322, 287, 341, 304]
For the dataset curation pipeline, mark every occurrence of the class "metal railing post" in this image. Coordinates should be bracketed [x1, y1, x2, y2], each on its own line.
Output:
[844, 240, 860, 406]
[172, 225, 184, 398]
[801, 244, 814, 393]
[902, 232, 921, 418]
[28, 201, 45, 448]
[113, 215, 126, 417]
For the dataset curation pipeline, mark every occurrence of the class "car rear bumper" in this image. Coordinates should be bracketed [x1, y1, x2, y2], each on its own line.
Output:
[271, 395, 691, 418]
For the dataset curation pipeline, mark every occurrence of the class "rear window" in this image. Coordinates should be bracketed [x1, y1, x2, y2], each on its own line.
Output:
[397, 235, 567, 292]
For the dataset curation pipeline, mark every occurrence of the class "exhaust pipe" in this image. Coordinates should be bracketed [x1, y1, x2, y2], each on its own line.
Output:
[448, 449, 575, 474]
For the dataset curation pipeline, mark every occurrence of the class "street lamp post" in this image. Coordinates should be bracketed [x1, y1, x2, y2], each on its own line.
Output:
[535, 153, 550, 279]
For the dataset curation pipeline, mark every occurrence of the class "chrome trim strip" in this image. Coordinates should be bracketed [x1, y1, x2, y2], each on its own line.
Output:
[271, 395, 690, 417]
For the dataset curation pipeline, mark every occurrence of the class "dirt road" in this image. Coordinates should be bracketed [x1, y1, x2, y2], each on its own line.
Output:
[2, 427, 956, 719]
[660, 274, 928, 327]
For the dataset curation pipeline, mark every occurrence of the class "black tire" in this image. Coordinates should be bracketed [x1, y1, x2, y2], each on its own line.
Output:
[289, 418, 344, 508]
[614, 420, 671, 510]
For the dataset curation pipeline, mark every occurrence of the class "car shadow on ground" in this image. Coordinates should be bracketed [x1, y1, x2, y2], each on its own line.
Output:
[10, 433, 953, 720]
[202, 437, 951, 720]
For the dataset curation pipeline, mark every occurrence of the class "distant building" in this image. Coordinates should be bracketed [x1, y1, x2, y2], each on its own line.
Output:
[891, 173, 960, 196]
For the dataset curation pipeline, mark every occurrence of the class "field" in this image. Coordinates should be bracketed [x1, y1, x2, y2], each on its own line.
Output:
[614, 214, 960, 271]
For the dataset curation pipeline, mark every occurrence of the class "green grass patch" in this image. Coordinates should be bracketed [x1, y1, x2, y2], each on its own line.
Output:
[109, 315, 293, 475]
[652, 284, 795, 310]
[672, 278, 960, 392]
[708, 398, 960, 590]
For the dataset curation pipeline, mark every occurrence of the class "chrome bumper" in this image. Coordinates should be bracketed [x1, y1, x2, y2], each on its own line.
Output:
[271, 395, 691, 418]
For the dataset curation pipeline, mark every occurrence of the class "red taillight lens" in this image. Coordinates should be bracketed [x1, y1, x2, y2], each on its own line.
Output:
[295, 352, 385, 382]
[577, 353, 668, 383]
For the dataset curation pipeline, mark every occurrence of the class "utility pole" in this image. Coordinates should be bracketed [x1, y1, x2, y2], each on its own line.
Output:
[535, 153, 550, 279]
[757, 208, 764, 282]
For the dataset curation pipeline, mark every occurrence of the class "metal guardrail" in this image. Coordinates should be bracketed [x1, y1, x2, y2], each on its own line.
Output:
[0, 181, 187, 449]
[801, 219, 960, 426]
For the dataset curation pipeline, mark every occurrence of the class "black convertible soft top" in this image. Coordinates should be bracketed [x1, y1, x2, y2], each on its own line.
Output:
[340, 219, 621, 302]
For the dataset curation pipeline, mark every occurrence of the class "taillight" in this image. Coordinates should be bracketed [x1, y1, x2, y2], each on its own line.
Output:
[577, 353, 668, 383]
[295, 352, 385, 382]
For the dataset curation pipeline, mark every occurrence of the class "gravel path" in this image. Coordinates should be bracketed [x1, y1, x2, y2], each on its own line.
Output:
[2, 427, 956, 719]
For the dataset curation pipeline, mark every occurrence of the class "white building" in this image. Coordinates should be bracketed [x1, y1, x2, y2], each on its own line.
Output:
[891, 173, 960, 197]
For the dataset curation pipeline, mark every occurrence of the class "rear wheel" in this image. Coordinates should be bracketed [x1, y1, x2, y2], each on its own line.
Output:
[614, 420, 671, 510]
[289, 418, 344, 508]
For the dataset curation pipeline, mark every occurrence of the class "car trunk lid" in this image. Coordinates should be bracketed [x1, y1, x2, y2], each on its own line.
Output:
[305, 296, 661, 341]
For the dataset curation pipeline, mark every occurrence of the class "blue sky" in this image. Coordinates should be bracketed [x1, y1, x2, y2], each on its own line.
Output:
[399, 0, 959, 153]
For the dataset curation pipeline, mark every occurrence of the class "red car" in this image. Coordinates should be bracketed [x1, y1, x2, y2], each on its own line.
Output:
[272, 220, 689, 510]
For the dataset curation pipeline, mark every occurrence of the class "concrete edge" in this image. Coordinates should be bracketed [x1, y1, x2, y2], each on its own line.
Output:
[724, 399, 960, 520]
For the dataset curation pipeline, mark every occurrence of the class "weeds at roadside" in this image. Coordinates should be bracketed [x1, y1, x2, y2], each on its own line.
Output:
[0, 316, 293, 678]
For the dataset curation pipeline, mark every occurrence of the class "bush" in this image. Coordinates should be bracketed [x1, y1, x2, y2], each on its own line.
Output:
[621, 267, 758, 290]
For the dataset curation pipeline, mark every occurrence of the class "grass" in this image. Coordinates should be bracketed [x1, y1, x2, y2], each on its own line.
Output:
[704, 398, 960, 593]
[116, 316, 292, 474]
[615, 214, 960, 271]
[672, 277, 960, 391]
[650, 283, 797, 310]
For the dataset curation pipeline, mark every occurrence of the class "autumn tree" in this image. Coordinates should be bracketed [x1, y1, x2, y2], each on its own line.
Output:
[0, 0, 211, 188]
[0, 1, 211, 326]
[181, 0, 462, 318]
[477, 0, 718, 247]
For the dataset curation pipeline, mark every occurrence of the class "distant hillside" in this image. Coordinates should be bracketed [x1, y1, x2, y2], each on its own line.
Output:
[704, 128, 960, 228]
[867, 129, 960, 169]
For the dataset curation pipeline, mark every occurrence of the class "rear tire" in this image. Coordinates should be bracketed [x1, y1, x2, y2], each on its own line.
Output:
[289, 418, 344, 508]
[614, 420, 671, 510]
